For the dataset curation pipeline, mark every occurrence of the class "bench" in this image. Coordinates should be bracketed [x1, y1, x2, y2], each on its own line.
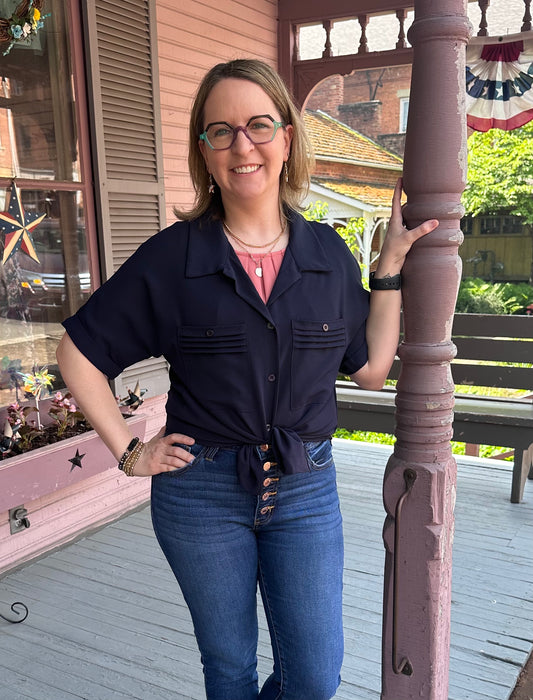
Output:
[336, 313, 533, 503]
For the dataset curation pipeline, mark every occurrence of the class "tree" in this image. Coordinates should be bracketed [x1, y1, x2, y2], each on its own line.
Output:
[462, 121, 533, 224]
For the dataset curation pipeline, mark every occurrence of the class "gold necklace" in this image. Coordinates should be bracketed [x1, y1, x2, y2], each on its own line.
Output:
[225, 224, 284, 278]
[223, 221, 285, 250]
[245, 238, 282, 278]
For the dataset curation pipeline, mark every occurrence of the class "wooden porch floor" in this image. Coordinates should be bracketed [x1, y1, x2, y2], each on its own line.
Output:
[0, 439, 532, 700]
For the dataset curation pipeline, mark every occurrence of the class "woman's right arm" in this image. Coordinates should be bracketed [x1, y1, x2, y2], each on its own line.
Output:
[56, 333, 195, 475]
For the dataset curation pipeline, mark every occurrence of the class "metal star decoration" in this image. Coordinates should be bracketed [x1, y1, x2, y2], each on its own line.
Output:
[68, 449, 86, 471]
[1, 181, 46, 265]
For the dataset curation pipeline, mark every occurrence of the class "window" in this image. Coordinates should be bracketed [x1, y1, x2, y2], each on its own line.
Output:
[480, 215, 524, 235]
[460, 216, 473, 235]
[399, 97, 409, 133]
[0, 1, 95, 408]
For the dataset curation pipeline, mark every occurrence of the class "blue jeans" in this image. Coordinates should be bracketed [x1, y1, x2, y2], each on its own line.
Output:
[151, 440, 344, 700]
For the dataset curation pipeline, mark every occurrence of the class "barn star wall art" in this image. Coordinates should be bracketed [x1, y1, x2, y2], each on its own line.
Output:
[0, 181, 46, 265]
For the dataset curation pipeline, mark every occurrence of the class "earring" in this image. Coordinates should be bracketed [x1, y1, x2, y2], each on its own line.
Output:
[208, 174, 215, 195]
[284, 162, 289, 184]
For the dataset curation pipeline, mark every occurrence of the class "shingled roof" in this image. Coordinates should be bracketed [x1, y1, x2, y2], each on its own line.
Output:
[312, 178, 398, 208]
[304, 110, 403, 169]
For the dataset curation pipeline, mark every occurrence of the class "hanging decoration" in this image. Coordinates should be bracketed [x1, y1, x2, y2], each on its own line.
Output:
[0, 181, 45, 265]
[0, 0, 47, 56]
[466, 34, 533, 132]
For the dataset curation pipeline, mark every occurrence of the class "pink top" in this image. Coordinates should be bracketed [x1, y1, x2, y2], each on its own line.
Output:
[236, 249, 286, 303]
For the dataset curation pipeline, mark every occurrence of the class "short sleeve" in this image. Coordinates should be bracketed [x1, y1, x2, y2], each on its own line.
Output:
[62, 235, 171, 379]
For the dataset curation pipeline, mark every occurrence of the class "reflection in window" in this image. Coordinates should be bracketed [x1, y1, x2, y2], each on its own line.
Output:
[0, 188, 91, 406]
[0, 0, 91, 409]
[0, 1, 80, 182]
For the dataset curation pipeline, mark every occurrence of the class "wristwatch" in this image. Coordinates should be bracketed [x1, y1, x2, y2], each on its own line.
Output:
[369, 272, 402, 290]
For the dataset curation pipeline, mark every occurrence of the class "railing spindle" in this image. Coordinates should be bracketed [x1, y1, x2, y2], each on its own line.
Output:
[396, 9, 409, 49]
[322, 19, 333, 58]
[358, 14, 369, 54]
[522, 0, 532, 30]
[477, 0, 490, 36]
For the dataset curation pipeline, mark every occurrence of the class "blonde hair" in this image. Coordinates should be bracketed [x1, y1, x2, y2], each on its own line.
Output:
[174, 59, 314, 221]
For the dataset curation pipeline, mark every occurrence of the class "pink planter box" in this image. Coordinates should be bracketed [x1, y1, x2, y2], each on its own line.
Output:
[0, 414, 146, 514]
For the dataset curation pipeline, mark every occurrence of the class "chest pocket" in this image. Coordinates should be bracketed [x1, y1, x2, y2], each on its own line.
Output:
[179, 324, 250, 404]
[291, 319, 346, 410]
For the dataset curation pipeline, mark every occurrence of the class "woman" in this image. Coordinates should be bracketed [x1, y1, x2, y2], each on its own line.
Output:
[57, 59, 437, 700]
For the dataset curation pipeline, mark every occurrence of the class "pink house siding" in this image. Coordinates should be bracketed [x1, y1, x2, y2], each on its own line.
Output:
[156, 0, 278, 221]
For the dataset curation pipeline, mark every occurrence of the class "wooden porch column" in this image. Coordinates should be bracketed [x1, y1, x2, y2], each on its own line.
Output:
[381, 2, 470, 699]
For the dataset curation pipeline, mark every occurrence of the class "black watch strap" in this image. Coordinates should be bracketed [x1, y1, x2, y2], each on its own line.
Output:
[369, 272, 401, 290]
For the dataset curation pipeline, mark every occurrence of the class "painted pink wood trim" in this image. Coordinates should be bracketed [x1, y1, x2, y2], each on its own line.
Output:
[0, 468, 151, 575]
[380, 1, 471, 698]
[0, 414, 146, 514]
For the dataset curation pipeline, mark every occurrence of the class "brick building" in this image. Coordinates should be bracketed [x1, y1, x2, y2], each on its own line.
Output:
[303, 109, 403, 273]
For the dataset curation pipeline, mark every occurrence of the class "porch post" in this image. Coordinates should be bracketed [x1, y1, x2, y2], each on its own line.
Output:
[381, 2, 470, 699]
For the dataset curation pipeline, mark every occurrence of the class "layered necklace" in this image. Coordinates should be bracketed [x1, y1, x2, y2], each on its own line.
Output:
[223, 221, 286, 278]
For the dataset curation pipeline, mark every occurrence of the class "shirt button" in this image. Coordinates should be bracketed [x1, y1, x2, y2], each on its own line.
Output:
[263, 478, 272, 487]
[267, 374, 276, 382]
[322, 323, 329, 331]
[206, 329, 214, 337]
[267, 322, 275, 330]
[263, 461, 272, 471]
[262, 492, 273, 501]
[265, 424, 271, 431]
[260, 444, 269, 451]
[260, 507, 269, 515]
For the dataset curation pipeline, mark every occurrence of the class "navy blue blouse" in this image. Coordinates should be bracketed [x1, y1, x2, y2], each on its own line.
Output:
[63, 210, 369, 493]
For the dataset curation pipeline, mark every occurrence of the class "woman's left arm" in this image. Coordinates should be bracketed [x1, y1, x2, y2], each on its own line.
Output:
[351, 179, 439, 390]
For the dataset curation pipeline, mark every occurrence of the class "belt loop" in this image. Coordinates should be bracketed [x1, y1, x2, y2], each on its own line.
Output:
[204, 446, 219, 461]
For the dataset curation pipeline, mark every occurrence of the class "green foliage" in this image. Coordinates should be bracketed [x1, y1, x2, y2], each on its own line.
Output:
[455, 277, 533, 314]
[333, 428, 396, 445]
[333, 428, 513, 461]
[303, 200, 364, 257]
[335, 217, 364, 257]
[456, 277, 533, 314]
[303, 200, 329, 222]
[463, 121, 533, 223]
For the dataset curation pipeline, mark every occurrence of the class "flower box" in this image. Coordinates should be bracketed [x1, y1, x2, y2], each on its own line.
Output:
[0, 413, 146, 514]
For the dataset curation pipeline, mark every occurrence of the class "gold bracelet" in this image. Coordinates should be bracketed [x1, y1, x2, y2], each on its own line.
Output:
[122, 441, 145, 477]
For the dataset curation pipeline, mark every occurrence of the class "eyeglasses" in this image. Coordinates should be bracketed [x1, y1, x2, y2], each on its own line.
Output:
[199, 114, 285, 151]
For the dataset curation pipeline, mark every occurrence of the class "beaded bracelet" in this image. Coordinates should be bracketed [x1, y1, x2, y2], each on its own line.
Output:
[122, 441, 145, 477]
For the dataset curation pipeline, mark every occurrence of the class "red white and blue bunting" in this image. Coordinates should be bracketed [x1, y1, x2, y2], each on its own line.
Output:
[466, 33, 533, 132]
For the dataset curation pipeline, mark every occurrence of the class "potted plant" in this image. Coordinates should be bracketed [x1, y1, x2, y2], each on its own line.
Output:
[0, 368, 146, 514]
